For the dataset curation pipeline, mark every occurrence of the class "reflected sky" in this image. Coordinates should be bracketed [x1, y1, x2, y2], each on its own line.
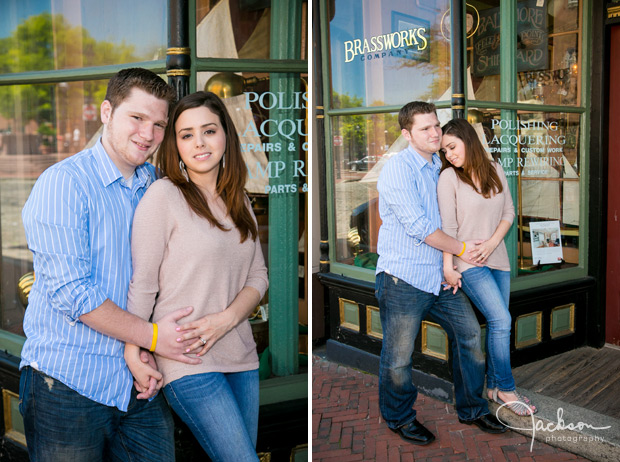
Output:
[0, 0, 166, 55]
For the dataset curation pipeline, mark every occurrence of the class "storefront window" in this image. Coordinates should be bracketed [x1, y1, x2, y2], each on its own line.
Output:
[468, 0, 581, 105]
[0, 78, 111, 335]
[331, 113, 401, 267]
[469, 107, 581, 274]
[196, 0, 308, 60]
[328, 0, 451, 108]
[0, 1, 167, 71]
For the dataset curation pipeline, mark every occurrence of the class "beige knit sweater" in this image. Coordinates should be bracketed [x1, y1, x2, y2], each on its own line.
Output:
[127, 178, 269, 386]
[437, 162, 515, 273]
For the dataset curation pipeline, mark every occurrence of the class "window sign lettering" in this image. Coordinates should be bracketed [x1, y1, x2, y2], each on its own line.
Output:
[343, 16, 430, 64]
[490, 118, 566, 178]
[238, 91, 308, 195]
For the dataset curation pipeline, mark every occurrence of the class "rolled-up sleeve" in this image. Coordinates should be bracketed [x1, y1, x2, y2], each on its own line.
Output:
[22, 168, 107, 320]
[377, 158, 438, 244]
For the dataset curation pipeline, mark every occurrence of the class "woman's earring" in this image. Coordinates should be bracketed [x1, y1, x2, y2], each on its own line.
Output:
[222, 154, 225, 169]
[179, 160, 189, 182]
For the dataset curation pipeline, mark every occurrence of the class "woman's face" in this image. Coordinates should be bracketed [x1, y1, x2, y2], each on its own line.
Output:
[175, 105, 226, 183]
[441, 134, 466, 168]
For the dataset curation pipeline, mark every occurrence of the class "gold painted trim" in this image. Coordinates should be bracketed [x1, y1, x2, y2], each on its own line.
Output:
[167, 47, 191, 55]
[317, 115, 325, 119]
[3, 389, 26, 446]
[452, 93, 465, 98]
[338, 298, 360, 332]
[316, 106, 324, 110]
[609, 6, 620, 19]
[421, 321, 448, 361]
[550, 303, 575, 339]
[320, 240, 328, 244]
[166, 69, 191, 77]
[515, 311, 542, 349]
[319, 259, 330, 264]
[366, 305, 383, 340]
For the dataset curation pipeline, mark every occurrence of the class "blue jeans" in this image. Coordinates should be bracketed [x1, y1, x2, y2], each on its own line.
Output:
[19, 366, 174, 462]
[163, 370, 259, 462]
[461, 267, 515, 392]
[376, 272, 488, 428]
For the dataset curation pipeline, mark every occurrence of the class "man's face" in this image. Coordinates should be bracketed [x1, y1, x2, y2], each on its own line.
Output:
[100, 88, 169, 178]
[401, 112, 442, 158]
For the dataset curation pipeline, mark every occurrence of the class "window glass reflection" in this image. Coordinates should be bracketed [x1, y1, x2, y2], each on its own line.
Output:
[0, 0, 167, 72]
[0, 79, 114, 335]
[331, 113, 402, 266]
[468, 0, 581, 105]
[329, 0, 451, 109]
[196, 0, 307, 60]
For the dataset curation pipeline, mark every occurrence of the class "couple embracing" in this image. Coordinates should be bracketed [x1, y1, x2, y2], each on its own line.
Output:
[376, 101, 537, 445]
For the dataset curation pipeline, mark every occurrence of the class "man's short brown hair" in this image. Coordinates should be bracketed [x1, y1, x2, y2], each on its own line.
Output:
[398, 101, 437, 131]
[104, 68, 176, 112]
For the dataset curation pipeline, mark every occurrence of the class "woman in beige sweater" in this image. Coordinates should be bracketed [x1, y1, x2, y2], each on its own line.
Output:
[124, 91, 268, 461]
[437, 118, 536, 417]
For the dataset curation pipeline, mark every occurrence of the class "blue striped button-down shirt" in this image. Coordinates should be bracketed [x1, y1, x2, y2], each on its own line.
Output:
[376, 146, 444, 295]
[20, 139, 156, 411]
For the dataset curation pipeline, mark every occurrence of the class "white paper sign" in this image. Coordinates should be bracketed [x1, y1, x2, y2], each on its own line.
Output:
[529, 220, 564, 265]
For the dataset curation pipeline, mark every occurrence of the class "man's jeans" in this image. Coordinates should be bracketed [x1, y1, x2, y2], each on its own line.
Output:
[19, 366, 174, 462]
[163, 370, 259, 462]
[376, 272, 488, 428]
[461, 267, 515, 391]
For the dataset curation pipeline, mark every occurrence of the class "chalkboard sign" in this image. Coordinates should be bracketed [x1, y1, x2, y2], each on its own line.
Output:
[473, 0, 548, 77]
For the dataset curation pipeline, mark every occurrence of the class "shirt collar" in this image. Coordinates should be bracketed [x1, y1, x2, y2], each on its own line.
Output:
[405, 145, 441, 172]
[93, 138, 154, 189]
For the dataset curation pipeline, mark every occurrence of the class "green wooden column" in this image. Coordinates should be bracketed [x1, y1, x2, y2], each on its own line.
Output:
[500, 0, 519, 277]
[268, 0, 303, 376]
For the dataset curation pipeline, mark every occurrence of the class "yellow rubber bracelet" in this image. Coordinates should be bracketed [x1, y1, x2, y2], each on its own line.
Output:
[149, 323, 158, 352]
[456, 241, 466, 257]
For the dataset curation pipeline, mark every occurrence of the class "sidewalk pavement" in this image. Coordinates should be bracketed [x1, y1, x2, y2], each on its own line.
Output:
[312, 355, 592, 462]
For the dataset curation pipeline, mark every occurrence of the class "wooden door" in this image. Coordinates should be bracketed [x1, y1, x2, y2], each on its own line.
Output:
[606, 25, 620, 345]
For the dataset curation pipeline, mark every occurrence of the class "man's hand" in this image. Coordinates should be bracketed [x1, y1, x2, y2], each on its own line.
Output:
[460, 240, 485, 266]
[155, 306, 202, 365]
[125, 345, 162, 399]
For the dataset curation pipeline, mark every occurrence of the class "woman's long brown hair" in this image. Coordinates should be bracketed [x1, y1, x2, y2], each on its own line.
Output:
[440, 118, 503, 199]
[158, 91, 257, 242]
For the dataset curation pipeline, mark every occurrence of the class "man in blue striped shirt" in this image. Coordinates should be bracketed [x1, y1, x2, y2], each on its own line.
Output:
[19, 68, 201, 461]
[375, 101, 507, 445]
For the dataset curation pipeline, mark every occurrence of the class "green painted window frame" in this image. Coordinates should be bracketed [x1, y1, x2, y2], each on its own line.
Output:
[320, 0, 592, 290]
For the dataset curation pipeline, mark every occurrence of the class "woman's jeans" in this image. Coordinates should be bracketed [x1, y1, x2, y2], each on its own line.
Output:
[163, 369, 259, 462]
[376, 272, 488, 428]
[461, 267, 515, 392]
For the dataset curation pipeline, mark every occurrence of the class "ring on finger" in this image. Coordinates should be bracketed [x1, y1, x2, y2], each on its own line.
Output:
[199, 337, 207, 346]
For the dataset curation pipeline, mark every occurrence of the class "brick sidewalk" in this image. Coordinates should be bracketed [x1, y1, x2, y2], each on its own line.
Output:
[312, 356, 590, 461]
